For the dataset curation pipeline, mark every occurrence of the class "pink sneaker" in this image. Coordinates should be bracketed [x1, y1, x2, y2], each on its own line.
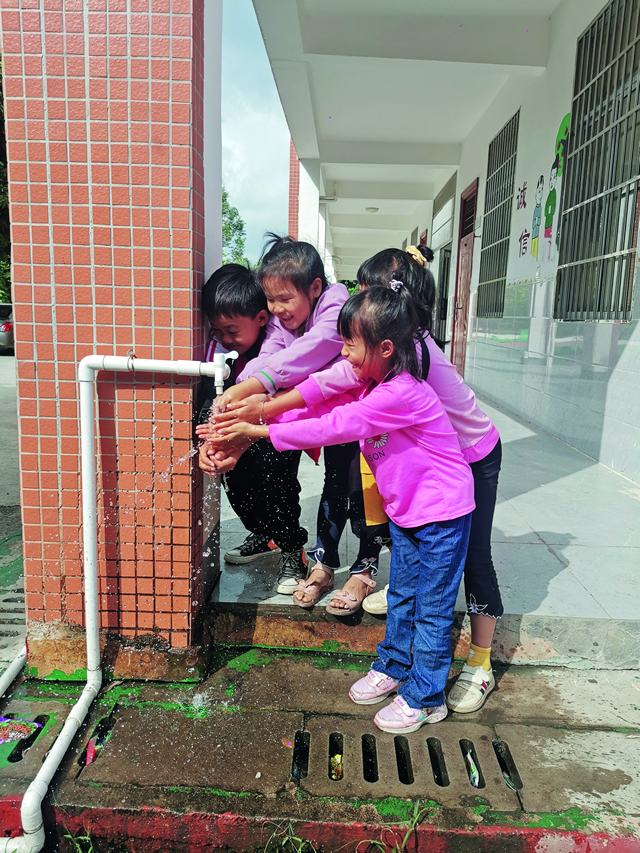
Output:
[373, 695, 448, 733]
[349, 669, 402, 705]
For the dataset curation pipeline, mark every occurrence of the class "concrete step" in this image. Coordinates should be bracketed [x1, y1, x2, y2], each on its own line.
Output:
[208, 600, 640, 670]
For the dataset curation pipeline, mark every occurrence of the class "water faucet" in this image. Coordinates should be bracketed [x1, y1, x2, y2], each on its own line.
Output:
[213, 350, 239, 396]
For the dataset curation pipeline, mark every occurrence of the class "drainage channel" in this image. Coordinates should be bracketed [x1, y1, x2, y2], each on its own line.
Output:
[297, 717, 522, 809]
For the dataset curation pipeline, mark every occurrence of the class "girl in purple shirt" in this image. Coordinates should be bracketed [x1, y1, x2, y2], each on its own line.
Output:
[211, 287, 475, 734]
[211, 234, 389, 603]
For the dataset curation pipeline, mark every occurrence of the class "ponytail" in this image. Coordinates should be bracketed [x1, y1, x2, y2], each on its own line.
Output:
[356, 247, 436, 335]
[338, 286, 420, 380]
[258, 232, 328, 295]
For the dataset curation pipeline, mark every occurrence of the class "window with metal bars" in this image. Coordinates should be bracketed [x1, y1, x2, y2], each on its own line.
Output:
[476, 111, 520, 318]
[555, 0, 640, 321]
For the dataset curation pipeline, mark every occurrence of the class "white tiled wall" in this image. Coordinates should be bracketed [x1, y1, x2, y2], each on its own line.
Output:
[466, 277, 640, 482]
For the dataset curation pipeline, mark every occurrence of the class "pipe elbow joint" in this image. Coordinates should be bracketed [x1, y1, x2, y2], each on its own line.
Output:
[78, 355, 101, 383]
[0, 828, 45, 853]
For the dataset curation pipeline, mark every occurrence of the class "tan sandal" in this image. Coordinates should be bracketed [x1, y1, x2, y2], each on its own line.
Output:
[293, 564, 334, 609]
[326, 573, 376, 616]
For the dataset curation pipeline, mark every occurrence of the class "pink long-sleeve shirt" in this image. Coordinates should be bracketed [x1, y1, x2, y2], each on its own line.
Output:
[270, 372, 475, 529]
[296, 332, 499, 463]
[237, 282, 350, 392]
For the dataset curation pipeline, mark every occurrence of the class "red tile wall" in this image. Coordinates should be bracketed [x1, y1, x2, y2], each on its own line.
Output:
[288, 137, 299, 240]
[1, 0, 207, 650]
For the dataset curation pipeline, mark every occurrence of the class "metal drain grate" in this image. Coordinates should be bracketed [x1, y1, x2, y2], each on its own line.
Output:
[298, 717, 522, 809]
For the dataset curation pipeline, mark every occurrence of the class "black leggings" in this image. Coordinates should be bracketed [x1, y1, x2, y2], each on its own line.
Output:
[222, 439, 307, 552]
[464, 439, 503, 619]
[311, 441, 389, 571]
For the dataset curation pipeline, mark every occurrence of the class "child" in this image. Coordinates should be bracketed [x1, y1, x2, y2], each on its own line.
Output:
[206, 287, 475, 733]
[357, 246, 503, 715]
[197, 263, 309, 593]
[211, 234, 388, 608]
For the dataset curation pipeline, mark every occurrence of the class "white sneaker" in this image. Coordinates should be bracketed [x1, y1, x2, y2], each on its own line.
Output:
[362, 583, 388, 614]
[275, 550, 307, 595]
[446, 663, 495, 714]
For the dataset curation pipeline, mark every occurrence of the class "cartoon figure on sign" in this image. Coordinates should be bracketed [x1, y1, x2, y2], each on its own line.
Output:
[544, 155, 559, 261]
[555, 113, 571, 250]
[531, 175, 544, 260]
[555, 113, 571, 177]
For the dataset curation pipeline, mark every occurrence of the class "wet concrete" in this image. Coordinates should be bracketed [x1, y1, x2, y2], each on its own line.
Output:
[2, 648, 639, 850]
[496, 725, 638, 816]
[80, 705, 304, 796]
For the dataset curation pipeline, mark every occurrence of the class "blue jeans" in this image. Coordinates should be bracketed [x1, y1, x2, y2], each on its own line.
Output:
[372, 513, 472, 709]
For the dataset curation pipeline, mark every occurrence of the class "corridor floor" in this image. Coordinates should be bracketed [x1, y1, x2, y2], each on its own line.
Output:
[213, 395, 640, 664]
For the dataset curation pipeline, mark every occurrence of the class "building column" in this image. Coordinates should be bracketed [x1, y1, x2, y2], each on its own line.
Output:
[0, 0, 222, 679]
[297, 157, 321, 249]
[288, 138, 300, 240]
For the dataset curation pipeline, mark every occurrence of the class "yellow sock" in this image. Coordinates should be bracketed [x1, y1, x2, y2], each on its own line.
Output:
[467, 643, 491, 671]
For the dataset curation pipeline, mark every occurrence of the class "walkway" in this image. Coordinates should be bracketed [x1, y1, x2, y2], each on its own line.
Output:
[215, 395, 640, 667]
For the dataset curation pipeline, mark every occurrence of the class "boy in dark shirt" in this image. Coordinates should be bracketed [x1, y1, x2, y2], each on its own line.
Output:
[197, 264, 308, 592]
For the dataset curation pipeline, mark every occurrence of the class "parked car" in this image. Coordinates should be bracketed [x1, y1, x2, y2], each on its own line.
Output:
[0, 304, 14, 352]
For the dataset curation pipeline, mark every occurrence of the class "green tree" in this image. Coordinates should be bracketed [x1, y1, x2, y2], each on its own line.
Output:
[222, 184, 248, 266]
[0, 57, 11, 303]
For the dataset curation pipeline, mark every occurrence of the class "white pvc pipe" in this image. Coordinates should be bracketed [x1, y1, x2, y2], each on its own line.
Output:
[0, 355, 218, 853]
[0, 646, 27, 698]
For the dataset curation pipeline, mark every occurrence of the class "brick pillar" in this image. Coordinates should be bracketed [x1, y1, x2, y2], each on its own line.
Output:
[0, 0, 220, 679]
[288, 137, 299, 240]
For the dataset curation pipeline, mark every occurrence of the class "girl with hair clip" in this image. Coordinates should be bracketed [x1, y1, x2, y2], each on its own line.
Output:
[356, 245, 504, 715]
[199, 233, 388, 603]
[208, 286, 475, 733]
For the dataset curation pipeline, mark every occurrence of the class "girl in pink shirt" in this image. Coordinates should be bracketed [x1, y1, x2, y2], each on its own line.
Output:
[210, 286, 474, 733]
[357, 246, 503, 716]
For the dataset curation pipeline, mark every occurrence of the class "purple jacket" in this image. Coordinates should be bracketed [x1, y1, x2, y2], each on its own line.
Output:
[271, 373, 475, 529]
[297, 332, 499, 463]
[237, 282, 350, 392]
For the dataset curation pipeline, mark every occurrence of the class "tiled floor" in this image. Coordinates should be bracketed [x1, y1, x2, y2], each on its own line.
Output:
[213, 452, 391, 607]
[213, 396, 640, 621]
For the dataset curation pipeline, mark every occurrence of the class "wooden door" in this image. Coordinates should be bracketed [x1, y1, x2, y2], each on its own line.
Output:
[451, 235, 473, 375]
[451, 179, 478, 376]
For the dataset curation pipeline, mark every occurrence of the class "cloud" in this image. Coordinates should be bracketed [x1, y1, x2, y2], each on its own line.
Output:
[221, 0, 291, 264]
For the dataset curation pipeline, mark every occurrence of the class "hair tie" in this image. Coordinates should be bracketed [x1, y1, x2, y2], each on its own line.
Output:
[406, 245, 427, 267]
[389, 280, 403, 292]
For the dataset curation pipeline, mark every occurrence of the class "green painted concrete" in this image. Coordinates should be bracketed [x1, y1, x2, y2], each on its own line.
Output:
[0, 712, 57, 771]
[222, 646, 373, 675]
[28, 667, 88, 682]
[0, 555, 23, 588]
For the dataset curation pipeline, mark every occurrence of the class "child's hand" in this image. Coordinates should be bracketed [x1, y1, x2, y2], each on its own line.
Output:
[215, 384, 247, 412]
[198, 441, 216, 474]
[196, 420, 262, 448]
[211, 394, 267, 426]
[211, 447, 244, 474]
[196, 423, 222, 442]
[217, 420, 269, 443]
[215, 377, 270, 412]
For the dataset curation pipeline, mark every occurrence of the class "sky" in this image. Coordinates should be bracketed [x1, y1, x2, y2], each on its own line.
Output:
[221, 0, 291, 264]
